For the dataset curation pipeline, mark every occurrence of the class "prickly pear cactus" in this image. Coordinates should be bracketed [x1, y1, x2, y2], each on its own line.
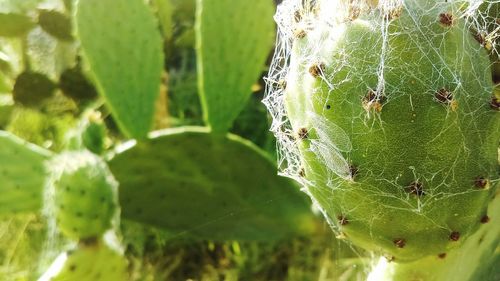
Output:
[109, 126, 315, 241]
[264, 0, 500, 262]
[48, 150, 118, 240]
[13, 71, 57, 107]
[0, 13, 35, 37]
[196, 0, 275, 133]
[38, 10, 73, 41]
[39, 240, 127, 281]
[74, 0, 163, 139]
[0, 131, 52, 214]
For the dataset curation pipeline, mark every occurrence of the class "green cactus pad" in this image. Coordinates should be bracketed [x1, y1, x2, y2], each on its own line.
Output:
[0, 131, 52, 215]
[38, 10, 73, 41]
[371, 188, 500, 281]
[59, 65, 98, 103]
[195, 0, 275, 133]
[65, 112, 107, 155]
[74, 0, 163, 139]
[41, 240, 127, 281]
[274, 1, 500, 261]
[13, 71, 57, 107]
[49, 150, 118, 240]
[0, 13, 35, 37]
[109, 126, 315, 241]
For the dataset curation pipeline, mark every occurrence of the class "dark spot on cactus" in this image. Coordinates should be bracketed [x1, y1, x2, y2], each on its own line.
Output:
[363, 89, 385, 112]
[66, 186, 71, 192]
[406, 181, 425, 197]
[294, 29, 307, 39]
[449, 231, 460, 241]
[349, 165, 358, 179]
[439, 12, 454, 27]
[490, 96, 500, 111]
[299, 168, 306, 177]
[69, 264, 76, 272]
[386, 256, 396, 262]
[278, 79, 287, 90]
[474, 177, 489, 189]
[59, 204, 65, 210]
[80, 189, 86, 196]
[478, 235, 485, 244]
[76, 212, 83, 217]
[438, 253, 447, 259]
[473, 31, 486, 47]
[294, 10, 302, 22]
[80, 236, 98, 246]
[309, 63, 325, 78]
[15, 184, 20, 190]
[100, 196, 106, 203]
[326, 104, 331, 110]
[480, 215, 490, 224]
[347, 1, 361, 21]
[393, 238, 406, 248]
[72, 226, 78, 233]
[434, 88, 453, 104]
[297, 128, 309, 140]
[384, 7, 402, 21]
[337, 215, 349, 225]
[136, 208, 143, 215]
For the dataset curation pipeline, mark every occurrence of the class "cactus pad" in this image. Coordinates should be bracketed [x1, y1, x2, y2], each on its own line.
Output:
[0, 131, 52, 215]
[40, 240, 127, 281]
[74, 0, 163, 138]
[13, 71, 57, 107]
[38, 10, 73, 41]
[109, 126, 314, 241]
[195, 0, 275, 133]
[49, 150, 118, 240]
[0, 13, 35, 37]
[265, 0, 500, 261]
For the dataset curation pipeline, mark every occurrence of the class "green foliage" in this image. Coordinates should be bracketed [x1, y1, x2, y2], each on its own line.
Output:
[7, 107, 76, 152]
[49, 151, 118, 240]
[195, 0, 275, 133]
[109, 126, 314, 241]
[285, 0, 500, 261]
[0, 13, 35, 37]
[0, 131, 51, 215]
[74, 0, 164, 139]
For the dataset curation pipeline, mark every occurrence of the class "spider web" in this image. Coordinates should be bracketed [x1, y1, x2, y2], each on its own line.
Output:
[264, 0, 499, 276]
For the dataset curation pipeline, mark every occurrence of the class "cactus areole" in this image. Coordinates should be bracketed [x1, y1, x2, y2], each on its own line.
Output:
[264, 0, 500, 262]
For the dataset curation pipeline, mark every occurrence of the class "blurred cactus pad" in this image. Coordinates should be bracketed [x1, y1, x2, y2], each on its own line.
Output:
[0, 0, 499, 281]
